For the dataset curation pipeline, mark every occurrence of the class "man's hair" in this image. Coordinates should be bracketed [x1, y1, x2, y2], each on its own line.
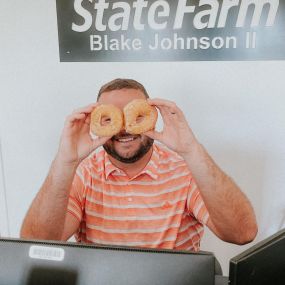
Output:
[97, 78, 149, 101]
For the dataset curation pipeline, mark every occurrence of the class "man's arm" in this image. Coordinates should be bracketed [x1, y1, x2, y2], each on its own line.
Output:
[20, 104, 110, 240]
[20, 158, 79, 240]
[145, 99, 258, 245]
[183, 142, 257, 244]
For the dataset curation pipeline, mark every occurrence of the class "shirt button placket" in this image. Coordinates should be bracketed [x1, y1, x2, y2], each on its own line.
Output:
[127, 182, 132, 202]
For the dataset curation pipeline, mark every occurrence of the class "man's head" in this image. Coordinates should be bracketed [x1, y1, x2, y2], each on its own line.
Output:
[97, 78, 149, 102]
[97, 78, 154, 164]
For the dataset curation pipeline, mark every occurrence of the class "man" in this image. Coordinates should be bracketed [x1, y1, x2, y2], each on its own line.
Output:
[21, 78, 257, 251]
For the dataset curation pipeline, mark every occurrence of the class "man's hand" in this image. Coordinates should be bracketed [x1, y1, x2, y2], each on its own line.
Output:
[57, 103, 111, 165]
[145, 98, 197, 157]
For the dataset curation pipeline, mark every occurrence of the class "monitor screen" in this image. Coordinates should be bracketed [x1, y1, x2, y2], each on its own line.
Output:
[229, 228, 285, 285]
[0, 238, 216, 285]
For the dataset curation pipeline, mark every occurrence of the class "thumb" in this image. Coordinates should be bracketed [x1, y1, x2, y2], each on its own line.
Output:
[144, 130, 162, 142]
[91, 136, 111, 151]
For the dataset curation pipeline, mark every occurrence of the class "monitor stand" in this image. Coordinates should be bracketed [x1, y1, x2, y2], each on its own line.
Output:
[215, 275, 229, 285]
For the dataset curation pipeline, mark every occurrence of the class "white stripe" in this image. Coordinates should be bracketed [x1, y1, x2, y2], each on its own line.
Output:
[185, 245, 194, 251]
[202, 212, 210, 225]
[152, 148, 160, 159]
[85, 235, 176, 247]
[87, 182, 190, 197]
[111, 172, 126, 176]
[85, 195, 187, 209]
[85, 209, 184, 221]
[133, 160, 187, 174]
[76, 168, 85, 182]
[67, 206, 81, 220]
[81, 150, 186, 177]
[86, 220, 198, 234]
[178, 221, 200, 233]
[156, 163, 186, 174]
[69, 199, 81, 210]
[86, 222, 181, 234]
[154, 143, 177, 154]
[90, 171, 189, 186]
[105, 156, 182, 169]
[193, 201, 204, 218]
[144, 170, 157, 178]
[184, 240, 200, 251]
[92, 162, 186, 177]
[186, 181, 197, 209]
[104, 156, 182, 168]
[147, 160, 157, 168]
[175, 226, 204, 247]
[153, 157, 182, 164]
[85, 152, 105, 165]
[76, 167, 102, 182]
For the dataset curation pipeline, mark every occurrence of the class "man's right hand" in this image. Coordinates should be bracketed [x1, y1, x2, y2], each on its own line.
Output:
[57, 103, 111, 166]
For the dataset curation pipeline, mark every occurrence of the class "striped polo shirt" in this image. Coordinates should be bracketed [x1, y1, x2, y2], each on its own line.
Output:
[68, 143, 209, 251]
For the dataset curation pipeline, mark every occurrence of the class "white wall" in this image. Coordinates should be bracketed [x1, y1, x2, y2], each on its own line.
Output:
[1, 0, 285, 275]
[0, 138, 10, 237]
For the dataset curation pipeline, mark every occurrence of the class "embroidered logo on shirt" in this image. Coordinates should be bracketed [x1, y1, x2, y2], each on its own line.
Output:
[162, 201, 172, 209]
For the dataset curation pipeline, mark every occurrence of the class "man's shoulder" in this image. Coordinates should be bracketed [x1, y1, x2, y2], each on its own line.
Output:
[77, 148, 105, 174]
[154, 143, 188, 168]
[153, 144, 192, 183]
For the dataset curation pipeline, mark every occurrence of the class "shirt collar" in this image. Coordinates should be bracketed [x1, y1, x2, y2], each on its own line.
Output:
[104, 145, 159, 180]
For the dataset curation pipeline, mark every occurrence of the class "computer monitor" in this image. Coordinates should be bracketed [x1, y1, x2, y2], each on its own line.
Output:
[229, 228, 285, 285]
[0, 238, 217, 285]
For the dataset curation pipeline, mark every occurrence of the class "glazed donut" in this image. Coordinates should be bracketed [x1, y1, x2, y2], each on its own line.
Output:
[90, 104, 123, 137]
[124, 99, 158, 134]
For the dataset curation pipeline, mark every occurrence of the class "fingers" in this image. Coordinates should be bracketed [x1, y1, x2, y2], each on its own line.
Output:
[155, 105, 173, 126]
[89, 129, 112, 141]
[69, 113, 86, 122]
[148, 99, 185, 125]
[148, 98, 178, 110]
[95, 136, 112, 145]
[72, 103, 98, 115]
[65, 103, 98, 126]
[90, 134, 112, 151]
[144, 130, 163, 142]
[148, 98, 184, 120]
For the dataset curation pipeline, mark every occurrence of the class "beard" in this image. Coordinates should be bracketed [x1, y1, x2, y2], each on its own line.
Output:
[103, 132, 154, 164]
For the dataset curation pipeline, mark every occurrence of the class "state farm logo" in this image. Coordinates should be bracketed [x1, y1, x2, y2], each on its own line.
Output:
[72, 0, 279, 32]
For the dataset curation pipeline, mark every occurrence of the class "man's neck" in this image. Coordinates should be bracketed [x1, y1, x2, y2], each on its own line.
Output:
[108, 147, 153, 178]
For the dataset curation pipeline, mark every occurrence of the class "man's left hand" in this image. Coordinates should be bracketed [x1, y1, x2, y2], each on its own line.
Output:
[145, 98, 197, 157]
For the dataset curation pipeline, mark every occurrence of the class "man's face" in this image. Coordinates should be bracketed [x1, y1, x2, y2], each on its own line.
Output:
[98, 88, 154, 164]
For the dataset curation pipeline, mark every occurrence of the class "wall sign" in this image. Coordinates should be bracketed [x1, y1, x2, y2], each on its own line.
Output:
[56, 0, 285, 62]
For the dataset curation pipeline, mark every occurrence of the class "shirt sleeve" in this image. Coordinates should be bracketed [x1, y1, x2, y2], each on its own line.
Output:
[67, 166, 86, 223]
[186, 177, 209, 225]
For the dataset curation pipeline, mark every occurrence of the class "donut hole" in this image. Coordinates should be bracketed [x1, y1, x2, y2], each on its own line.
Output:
[101, 115, 112, 126]
[136, 114, 145, 124]
[123, 99, 158, 134]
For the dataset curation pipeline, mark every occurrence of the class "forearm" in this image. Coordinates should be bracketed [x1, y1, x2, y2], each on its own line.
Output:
[20, 157, 78, 240]
[182, 141, 257, 244]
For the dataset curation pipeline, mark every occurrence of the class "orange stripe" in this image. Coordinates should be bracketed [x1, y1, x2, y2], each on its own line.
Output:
[85, 227, 180, 242]
[86, 174, 190, 192]
[85, 199, 186, 216]
[82, 213, 185, 229]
